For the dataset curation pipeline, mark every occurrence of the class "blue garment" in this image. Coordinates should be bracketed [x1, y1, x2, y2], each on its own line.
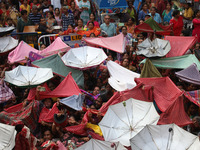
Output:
[162, 9, 173, 24]
[134, 0, 142, 12]
[149, 13, 162, 23]
[100, 23, 116, 37]
[138, 10, 149, 21]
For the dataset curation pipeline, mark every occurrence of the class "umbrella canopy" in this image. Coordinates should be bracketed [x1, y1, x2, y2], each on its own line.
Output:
[165, 36, 197, 58]
[184, 90, 200, 107]
[60, 94, 84, 111]
[137, 38, 171, 57]
[99, 98, 160, 146]
[0, 123, 16, 150]
[0, 26, 15, 37]
[0, 36, 18, 54]
[32, 54, 84, 88]
[175, 63, 200, 85]
[62, 46, 107, 69]
[107, 61, 140, 91]
[84, 33, 126, 53]
[75, 139, 127, 150]
[4, 66, 53, 87]
[141, 54, 200, 70]
[134, 17, 172, 35]
[130, 124, 200, 150]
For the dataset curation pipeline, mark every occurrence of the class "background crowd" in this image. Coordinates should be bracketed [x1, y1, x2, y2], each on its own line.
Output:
[0, 0, 200, 149]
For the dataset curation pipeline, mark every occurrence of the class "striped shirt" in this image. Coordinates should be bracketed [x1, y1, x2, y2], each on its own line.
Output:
[29, 13, 42, 25]
[61, 13, 75, 31]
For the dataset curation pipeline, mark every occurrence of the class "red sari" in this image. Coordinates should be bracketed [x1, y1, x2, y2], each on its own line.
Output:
[170, 16, 183, 36]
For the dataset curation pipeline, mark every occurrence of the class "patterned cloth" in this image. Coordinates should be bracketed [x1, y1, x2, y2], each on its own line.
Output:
[0, 79, 15, 103]
[61, 13, 75, 31]
[0, 100, 42, 131]
[185, 90, 200, 107]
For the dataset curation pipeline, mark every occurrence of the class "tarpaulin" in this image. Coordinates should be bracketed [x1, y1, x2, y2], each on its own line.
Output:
[32, 54, 84, 88]
[141, 54, 200, 70]
[184, 90, 200, 107]
[99, 83, 154, 114]
[8, 37, 70, 64]
[135, 17, 172, 35]
[41, 73, 81, 98]
[165, 36, 197, 57]
[135, 77, 183, 112]
[175, 63, 200, 85]
[158, 96, 192, 127]
[84, 33, 126, 53]
[140, 59, 162, 78]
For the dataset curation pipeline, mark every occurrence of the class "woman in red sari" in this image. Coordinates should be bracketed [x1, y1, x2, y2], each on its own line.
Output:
[170, 10, 183, 36]
[192, 10, 200, 42]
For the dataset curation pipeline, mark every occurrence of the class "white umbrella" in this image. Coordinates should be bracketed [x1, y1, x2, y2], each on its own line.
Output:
[0, 26, 15, 37]
[62, 46, 107, 69]
[4, 66, 53, 87]
[137, 38, 171, 57]
[130, 124, 200, 150]
[0, 36, 18, 53]
[75, 139, 127, 150]
[0, 123, 17, 150]
[60, 94, 85, 111]
[107, 61, 140, 91]
[99, 98, 160, 146]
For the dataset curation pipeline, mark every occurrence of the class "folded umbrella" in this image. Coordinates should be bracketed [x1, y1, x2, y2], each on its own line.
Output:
[99, 98, 160, 146]
[0, 36, 18, 54]
[4, 66, 53, 87]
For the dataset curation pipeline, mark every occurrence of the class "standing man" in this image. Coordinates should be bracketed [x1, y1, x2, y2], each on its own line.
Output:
[149, 7, 162, 24]
[17, 10, 33, 32]
[29, 5, 42, 25]
[100, 15, 116, 37]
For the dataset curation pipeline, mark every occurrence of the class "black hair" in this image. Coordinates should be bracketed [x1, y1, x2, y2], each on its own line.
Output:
[21, 10, 27, 15]
[49, 4, 54, 9]
[121, 26, 127, 30]
[78, 18, 83, 23]
[88, 21, 94, 26]
[194, 9, 200, 17]
[172, 9, 180, 17]
[90, 13, 96, 19]
[90, 32, 96, 37]
[54, 7, 60, 12]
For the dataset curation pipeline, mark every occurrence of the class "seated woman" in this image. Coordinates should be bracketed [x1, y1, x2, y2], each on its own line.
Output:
[59, 24, 75, 35]
[86, 13, 99, 28]
[77, 21, 100, 37]
[74, 19, 86, 32]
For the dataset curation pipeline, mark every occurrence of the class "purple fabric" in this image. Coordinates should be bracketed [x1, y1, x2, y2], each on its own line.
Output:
[29, 51, 44, 62]
[0, 79, 15, 103]
[175, 63, 200, 85]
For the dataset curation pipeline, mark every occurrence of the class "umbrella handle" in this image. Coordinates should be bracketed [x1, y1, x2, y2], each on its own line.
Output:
[111, 143, 117, 150]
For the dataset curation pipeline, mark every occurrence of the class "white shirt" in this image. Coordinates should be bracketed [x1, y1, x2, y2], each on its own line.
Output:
[51, 0, 61, 9]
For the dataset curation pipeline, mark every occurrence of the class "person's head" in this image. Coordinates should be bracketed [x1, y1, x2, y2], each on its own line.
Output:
[71, 1, 76, 9]
[172, 9, 180, 18]
[90, 32, 96, 37]
[142, 3, 148, 11]
[40, 18, 46, 25]
[188, 103, 199, 116]
[43, 98, 53, 109]
[166, 2, 171, 10]
[192, 116, 200, 128]
[123, 53, 129, 60]
[1, 2, 7, 9]
[150, 7, 156, 16]
[95, 96, 103, 109]
[127, 17, 135, 25]
[33, 0, 38, 4]
[55, 8, 60, 15]
[77, 19, 83, 27]
[48, 11, 54, 19]
[145, 14, 151, 21]
[107, 53, 113, 61]
[62, 5, 69, 14]
[194, 9, 200, 18]
[49, 5, 54, 12]
[21, 10, 28, 20]
[68, 24, 74, 30]
[101, 69, 109, 79]
[121, 26, 127, 36]
[139, 19, 144, 24]
[138, 38, 144, 44]
[93, 86, 100, 96]
[43, 0, 48, 5]
[88, 21, 94, 30]
[194, 43, 200, 50]
[104, 15, 110, 24]
[122, 58, 129, 67]
[7, 17, 13, 26]
[32, 5, 38, 15]
[40, 44, 46, 50]
[184, 3, 191, 9]
[90, 13, 95, 21]
[128, 0, 133, 8]
[43, 130, 53, 141]
[23, 0, 28, 5]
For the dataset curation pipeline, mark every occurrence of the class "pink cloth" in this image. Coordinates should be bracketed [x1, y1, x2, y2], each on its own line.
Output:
[165, 36, 197, 57]
[84, 33, 126, 53]
[8, 37, 70, 64]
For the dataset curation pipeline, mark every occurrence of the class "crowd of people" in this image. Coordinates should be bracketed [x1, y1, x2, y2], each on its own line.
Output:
[0, 0, 200, 149]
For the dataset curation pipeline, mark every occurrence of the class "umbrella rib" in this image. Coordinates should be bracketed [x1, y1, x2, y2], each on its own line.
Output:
[30, 68, 38, 84]
[147, 126, 160, 150]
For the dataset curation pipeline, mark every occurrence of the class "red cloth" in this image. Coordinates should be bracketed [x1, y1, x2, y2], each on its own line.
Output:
[77, 27, 100, 37]
[99, 83, 154, 114]
[165, 36, 197, 57]
[135, 77, 183, 112]
[41, 73, 81, 98]
[158, 96, 192, 126]
[4, 103, 23, 113]
[170, 16, 183, 36]
[192, 18, 200, 42]
[41, 103, 59, 123]
[38, 107, 50, 123]
[27, 83, 51, 100]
